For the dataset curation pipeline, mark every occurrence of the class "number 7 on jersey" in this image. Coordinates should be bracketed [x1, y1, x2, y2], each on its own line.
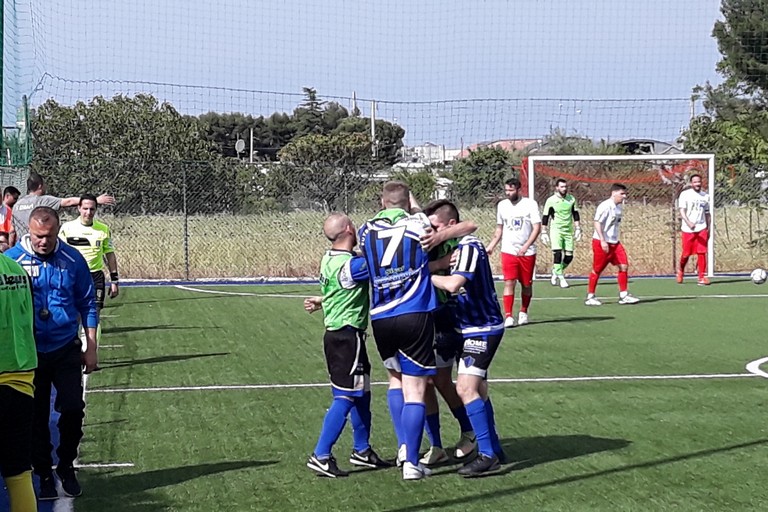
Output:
[378, 226, 406, 267]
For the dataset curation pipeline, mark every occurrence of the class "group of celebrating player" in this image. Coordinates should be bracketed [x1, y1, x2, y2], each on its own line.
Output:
[303, 172, 711, 480]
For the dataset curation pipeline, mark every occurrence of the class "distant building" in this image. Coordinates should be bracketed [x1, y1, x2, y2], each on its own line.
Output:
[615, 138, 682, 155]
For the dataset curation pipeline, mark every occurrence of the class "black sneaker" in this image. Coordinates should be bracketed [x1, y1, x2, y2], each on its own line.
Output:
[56, 466, 82, 497]
[306, 454, 349, 478]
[457, 454, 501, 478]
[495, 449, 509, 465]
[349, 447, 395, 469]
[38, 473, 58, 500]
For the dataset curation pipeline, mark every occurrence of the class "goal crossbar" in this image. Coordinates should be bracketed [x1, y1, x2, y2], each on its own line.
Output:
[527, 153, 716, 277]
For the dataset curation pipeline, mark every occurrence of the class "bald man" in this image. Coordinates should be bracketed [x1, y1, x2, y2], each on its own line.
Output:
[5, 206, 98, 500]
[303, 213, 391, 478]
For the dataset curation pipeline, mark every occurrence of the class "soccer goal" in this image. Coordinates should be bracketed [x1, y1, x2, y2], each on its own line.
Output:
[524, 153, 716, 277]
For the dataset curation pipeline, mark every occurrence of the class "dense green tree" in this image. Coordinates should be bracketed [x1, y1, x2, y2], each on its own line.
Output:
[681, 0, 768, 209]
[333, 117, 405, 166]
[31, 94, 232, 214]
[389, 168, 437, 204]
[292, 87, 327, 138]
[449, 146, 519, 207]
[713, 0, 768, 95]
[278, 132, 374, 212]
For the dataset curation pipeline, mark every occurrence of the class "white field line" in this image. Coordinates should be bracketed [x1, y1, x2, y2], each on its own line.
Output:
[174, 284, 312, 298]
[87, 372, 759, 394]
[174, 284, 768, 301]
[75, 462, 135, 468]
[100, 345, 124, 349]
[746, 357, 768, 379]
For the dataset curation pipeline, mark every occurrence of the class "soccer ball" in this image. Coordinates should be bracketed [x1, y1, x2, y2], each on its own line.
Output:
[750, 268, 767, 285]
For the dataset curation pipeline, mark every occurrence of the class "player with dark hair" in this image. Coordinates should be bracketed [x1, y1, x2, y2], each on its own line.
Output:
[487, 177, 542, 327]
[60, 194, 120, 348]
[586, 183, 640, 306]
[417, 200, 476, 466]
[1, 186, 20, 244]
[431, 200, 506, 477]
[541, 178, 581, 288]
[676, 174, 711, 285]
[11, 172, 114, 244]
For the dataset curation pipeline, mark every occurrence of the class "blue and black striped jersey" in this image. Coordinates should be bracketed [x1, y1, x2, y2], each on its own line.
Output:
[358, 208, 438, 320]
[451, 236, 504, 336]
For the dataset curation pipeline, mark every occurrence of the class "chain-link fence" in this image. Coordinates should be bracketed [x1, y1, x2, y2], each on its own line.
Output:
[0, 166, 28, 192]
[30, 159, 768, 279]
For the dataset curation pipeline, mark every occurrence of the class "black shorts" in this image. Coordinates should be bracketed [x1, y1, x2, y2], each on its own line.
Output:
[91, 270, 105, 310]
[324, 328, 371, 398]
[0, 385, 34, 477]
[457, 333, 504, 378]
[434, 304, 463, 368]
[371, 312, 436, 376]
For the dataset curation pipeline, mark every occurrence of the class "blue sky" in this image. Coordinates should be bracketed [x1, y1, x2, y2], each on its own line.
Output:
[6, 0, 724, 146]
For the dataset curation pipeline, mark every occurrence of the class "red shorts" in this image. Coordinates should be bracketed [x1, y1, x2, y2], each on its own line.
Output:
[501, 252, 536, 286]
[681, 229, 708, 256]
[592, 239, 628, 273]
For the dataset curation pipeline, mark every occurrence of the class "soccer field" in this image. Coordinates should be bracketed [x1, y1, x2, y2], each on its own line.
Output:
[8, 278, 768, 511]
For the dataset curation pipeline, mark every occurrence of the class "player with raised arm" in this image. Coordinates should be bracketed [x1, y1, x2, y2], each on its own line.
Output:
[486, 178, 541, 327]
[303, 213, 391, 478]
[541, 178, 582, 288]
[418, 200, 477, 467]
[358, 181, 438, 480]
[431, 201, 506, 477]
[676, 174, 711, 285]
[11, 172, 114, 245]
[586, 183, 640, 306]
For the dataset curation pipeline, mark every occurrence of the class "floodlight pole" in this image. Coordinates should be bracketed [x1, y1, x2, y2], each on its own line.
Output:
[370, 100, 376, 159]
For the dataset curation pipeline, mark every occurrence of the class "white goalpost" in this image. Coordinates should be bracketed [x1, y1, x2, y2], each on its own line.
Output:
[527, 153, 716, 277]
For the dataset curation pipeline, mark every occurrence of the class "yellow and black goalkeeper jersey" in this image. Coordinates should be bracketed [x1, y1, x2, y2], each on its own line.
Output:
[59, 218, 114, 272]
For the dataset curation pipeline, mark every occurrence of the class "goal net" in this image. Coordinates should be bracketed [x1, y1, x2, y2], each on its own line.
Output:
[524, 154, 715, 277]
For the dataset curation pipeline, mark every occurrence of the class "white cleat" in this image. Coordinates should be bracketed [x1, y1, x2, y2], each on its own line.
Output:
[419, 446, 449, 466]
[402, 461, 432, 480]
[559, 276, 570, 288]
[584, 297, 602, 306]
[517, 312, 529, 326]
[618, 294, 640, 305]
[504, 316, 516, 328]
[550, 273, 558, 286]
[396, 444, 407, 467]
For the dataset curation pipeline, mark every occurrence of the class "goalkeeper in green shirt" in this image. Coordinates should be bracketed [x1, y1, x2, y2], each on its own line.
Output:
[541, 179, 582, 288]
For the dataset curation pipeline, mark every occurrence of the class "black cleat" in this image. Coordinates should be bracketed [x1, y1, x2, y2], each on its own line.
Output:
[56, 466, 82, 497]
[38, 473, 58, 500]
[457, 454, 501, 478]
[306, 454, 349, 478]
[349, 447, 394, 469]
